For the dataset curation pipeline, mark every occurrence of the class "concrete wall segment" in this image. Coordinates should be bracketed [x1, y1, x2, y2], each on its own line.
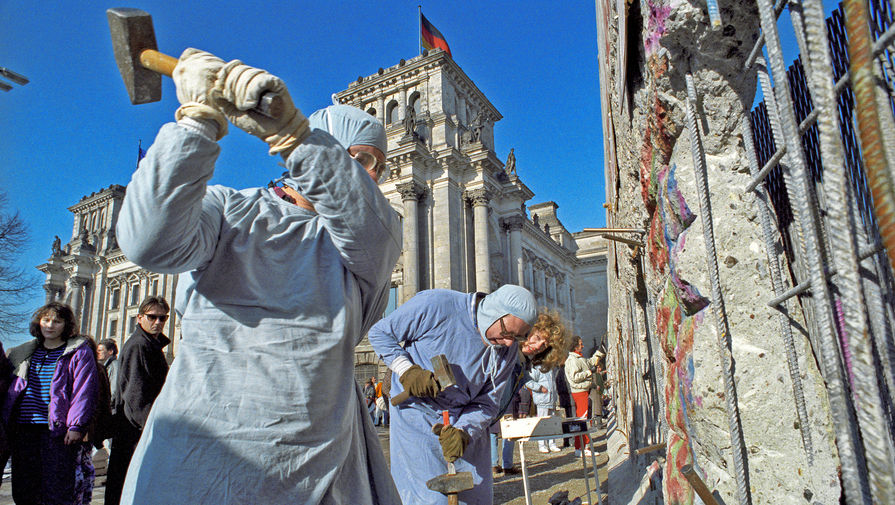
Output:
[598, 0, 841, 501]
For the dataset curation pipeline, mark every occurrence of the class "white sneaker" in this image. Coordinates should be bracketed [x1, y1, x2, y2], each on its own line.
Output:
[549, 444, 562, 452]
[574, 449, 594, 457]
[538, 446, 550, 453]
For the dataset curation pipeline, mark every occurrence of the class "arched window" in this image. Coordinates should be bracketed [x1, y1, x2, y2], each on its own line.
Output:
[409, 92, 421, 116]
[387, 100, 399, 125]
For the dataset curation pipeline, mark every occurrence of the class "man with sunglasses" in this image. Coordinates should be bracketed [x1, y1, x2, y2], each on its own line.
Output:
[368, 285, 538, 504]
[114, 49, 401, 504]
[106, 296, 171, 505]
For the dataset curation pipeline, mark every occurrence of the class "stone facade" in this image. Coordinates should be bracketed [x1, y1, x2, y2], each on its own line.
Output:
[595, 0, 839, 503]
[336, 49, 609, 372]
[37, 185, 178, 361]
[38, 49, 608, 384]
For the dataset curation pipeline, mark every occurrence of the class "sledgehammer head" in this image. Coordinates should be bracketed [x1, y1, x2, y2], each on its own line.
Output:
[431, 354, 457, 389]
[107, 8, 161, 104]
[426, 471, 474, 495]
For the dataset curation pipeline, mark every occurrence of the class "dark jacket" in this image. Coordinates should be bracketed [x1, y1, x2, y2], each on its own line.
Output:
[88, 362, 113, 448]
[3, 337, 99, 437]
[114, 326, 170, 431]
[555, 364, 573, 408]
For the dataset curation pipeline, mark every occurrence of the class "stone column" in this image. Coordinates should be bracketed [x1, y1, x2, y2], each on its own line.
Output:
[503, 215, 525, 286]
[537, 263, 547, 307]
[399, 88, 408, 120]
[551, 272, 559, 306]
[467, 189, 492, 293]
[521, 249, 533, 290]
[377, 96, 385, 124]
[67, 278, 87, 320]
[397, 181, 424, 302]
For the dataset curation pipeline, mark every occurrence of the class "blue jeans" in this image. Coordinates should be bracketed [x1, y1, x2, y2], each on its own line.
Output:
[488, 432, 516, 469]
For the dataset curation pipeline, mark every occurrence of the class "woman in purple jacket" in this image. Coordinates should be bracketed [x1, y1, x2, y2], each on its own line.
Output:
[3, 302, 98, 505]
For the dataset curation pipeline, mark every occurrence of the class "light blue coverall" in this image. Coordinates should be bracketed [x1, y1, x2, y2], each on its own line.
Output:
[116, 106, 402, 504]
[368, 287, 536, 505]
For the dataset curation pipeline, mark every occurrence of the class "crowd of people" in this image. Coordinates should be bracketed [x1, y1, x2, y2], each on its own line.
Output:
[0, 48, 609, 505]
[0, 297, 172, 505]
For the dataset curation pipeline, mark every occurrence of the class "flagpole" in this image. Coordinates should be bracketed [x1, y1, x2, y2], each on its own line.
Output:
[418, 5, 422, 56]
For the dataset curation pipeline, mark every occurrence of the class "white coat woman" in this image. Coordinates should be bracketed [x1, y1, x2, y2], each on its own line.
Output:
[564, 336, 600, 456]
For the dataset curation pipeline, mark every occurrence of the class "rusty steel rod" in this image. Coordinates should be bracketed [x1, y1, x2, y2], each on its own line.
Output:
[680, 465, 722, 505]
[845, 0, 895, 289]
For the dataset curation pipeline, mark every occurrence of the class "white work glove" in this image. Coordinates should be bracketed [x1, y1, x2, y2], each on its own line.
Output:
[215, 60, 310, 156]
[172, 48, 228, 140]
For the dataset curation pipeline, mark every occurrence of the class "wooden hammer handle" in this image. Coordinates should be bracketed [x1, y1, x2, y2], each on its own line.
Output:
[138, 49, 284, 119]
[139, 49, 177, 76]
[390, 390, 410, 406]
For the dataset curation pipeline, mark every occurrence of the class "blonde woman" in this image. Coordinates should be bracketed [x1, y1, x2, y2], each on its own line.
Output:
[523, 310, 571, 453]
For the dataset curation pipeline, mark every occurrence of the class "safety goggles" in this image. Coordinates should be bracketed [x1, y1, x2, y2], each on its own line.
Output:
[351, 151, 388, 184]
[498, 317, 531, 343]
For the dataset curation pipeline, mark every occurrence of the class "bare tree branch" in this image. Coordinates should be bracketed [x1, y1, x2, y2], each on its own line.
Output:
[0, 192, 39, 336]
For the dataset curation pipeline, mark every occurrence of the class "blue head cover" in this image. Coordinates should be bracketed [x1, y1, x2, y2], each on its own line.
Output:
[307, 105, 387, 154]
[476, 285, 538, 341]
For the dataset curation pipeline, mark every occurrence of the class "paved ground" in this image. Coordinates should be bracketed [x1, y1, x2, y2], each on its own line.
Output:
[0, 414, 621, 505]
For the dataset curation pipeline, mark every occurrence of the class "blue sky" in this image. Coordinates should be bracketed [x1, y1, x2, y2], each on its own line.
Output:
[0, 1, 836, 346]
[0, 1, 605, 344]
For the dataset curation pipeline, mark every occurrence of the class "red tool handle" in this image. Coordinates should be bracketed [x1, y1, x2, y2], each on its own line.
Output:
[442, 410, 450, 426]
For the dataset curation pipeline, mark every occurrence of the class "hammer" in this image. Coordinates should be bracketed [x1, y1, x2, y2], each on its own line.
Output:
[426, 410, 474, 505]
[106, 8, 283, 118]
[391, 354, 457, 406]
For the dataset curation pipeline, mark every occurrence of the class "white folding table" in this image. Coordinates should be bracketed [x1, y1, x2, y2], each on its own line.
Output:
[511, 427, 604, 505]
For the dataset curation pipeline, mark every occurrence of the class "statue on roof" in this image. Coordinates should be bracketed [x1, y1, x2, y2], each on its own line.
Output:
[505, 148, 516, 175]
[403, 105, 417, 138]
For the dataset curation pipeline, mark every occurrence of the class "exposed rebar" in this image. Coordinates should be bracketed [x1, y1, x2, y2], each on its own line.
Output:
[741, 116, 814, 464]
[685, 73, 751, 505]
[767, 244, 884, 308]
[745, 0, 791, 70]
[802, 0, 895, 500]
[754, 0, 870, 499]
[841, 0, 895, 499]
[845, 0, 895, 283]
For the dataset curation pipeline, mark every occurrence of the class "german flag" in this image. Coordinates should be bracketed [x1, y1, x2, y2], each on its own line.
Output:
[421, 13, 452, 58]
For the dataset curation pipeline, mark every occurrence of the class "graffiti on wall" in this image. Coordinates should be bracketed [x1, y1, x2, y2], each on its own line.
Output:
[638, 0, 710, 502]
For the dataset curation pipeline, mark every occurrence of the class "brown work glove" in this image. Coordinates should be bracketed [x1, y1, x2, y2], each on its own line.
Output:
[432, 423, 471, 463]
[399, 364, 442, 399]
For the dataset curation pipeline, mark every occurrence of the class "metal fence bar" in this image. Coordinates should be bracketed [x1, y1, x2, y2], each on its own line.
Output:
[685, 73, 751, 505]
[755, 0, 870, 501]
[741, 116, 814, 463]
[801, 0, 895, 499]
